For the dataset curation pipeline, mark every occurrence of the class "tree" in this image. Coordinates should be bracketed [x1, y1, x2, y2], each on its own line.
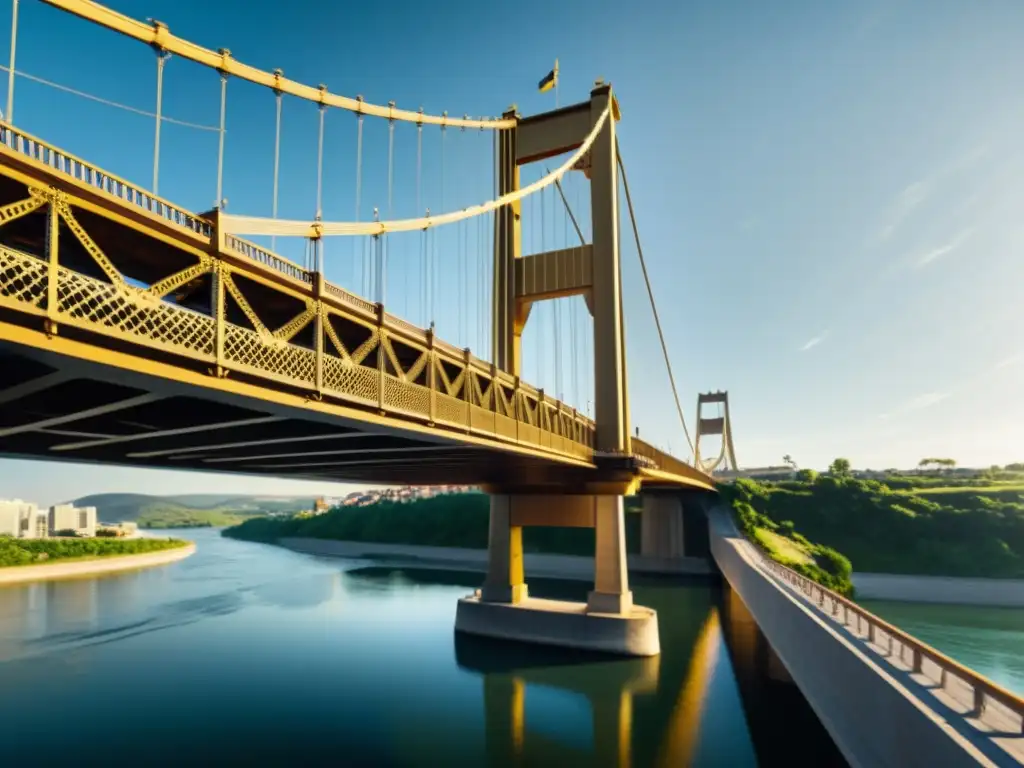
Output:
[796, 468, 819, 484]
[828, 458, 852, 478]
[783, 454, 798, 471]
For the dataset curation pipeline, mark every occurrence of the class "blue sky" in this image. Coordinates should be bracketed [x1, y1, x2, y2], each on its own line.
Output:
[1, 0, 1022, 503]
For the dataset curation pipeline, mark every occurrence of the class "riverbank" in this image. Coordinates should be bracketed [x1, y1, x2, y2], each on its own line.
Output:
[0, 542, 196, 586]
[852, 572, 1024, 607]
[279, 538, 714, 580]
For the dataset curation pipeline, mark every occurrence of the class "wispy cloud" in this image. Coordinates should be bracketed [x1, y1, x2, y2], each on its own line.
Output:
[878, 391, 950, 421]
[994, 355, 1022, 371]
[916, 228, 973, 268]
[799, 331, 829, 352]
[879, 181, 930, 241]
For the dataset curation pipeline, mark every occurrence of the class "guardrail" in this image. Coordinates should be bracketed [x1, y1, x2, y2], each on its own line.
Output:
[0, 121, 211, 237]
[758, 554, 1024, 733]
[223, 235, 312, 285]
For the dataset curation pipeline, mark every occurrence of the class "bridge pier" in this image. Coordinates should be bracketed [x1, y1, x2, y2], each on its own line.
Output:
[640, 490, 712, 562]
[455, 492, 660, 657]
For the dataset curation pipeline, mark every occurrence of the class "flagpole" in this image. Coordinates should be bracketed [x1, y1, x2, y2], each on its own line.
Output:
[555, 58, 559, 108]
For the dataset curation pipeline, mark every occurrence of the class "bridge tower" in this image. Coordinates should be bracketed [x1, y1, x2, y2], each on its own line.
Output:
[693, 391, 738, 473]
[457, 83, 660, 656]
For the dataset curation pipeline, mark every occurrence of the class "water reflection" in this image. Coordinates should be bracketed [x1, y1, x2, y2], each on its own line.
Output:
[354, 566, 842, 767]
[720, 584, 848, 768]
[0, 531, 845, 766]
[456, 633, 661, 766]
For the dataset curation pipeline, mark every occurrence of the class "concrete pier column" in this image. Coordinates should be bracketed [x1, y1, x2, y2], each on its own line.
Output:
[587, 495, 633, 615]
[640, 493, 685, 559]
[480, 494, 527, 604]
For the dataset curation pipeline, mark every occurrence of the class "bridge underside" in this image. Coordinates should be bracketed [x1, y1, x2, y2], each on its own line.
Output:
[0, 331, 713, 492]
[0, 337, 606, 488]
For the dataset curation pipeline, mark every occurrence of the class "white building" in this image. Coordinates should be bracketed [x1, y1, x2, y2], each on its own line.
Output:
[48, 504, 97, 538]
[0, 499, 41, 538]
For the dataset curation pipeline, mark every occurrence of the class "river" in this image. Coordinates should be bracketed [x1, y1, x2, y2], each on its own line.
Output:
[0, 528, 845, 766]
[860, 599, 1024, 696]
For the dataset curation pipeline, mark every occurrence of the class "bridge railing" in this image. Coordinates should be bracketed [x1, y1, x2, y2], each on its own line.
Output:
[223, 235, 313, 286]
[758, 554, 1024, 733]
[0, 121, 211, 237]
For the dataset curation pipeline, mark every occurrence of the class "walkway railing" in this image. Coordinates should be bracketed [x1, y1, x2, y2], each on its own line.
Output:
[758, 554, 1024, 734]
[0, 122, 211, 237]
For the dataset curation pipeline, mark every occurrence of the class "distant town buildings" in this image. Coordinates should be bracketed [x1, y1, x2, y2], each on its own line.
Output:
[309, 485, 478, 513]
[0, 500, 100, 538]
[49, 504, 97, 538]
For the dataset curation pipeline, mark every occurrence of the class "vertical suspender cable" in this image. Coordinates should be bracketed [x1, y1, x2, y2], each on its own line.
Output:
[5, 0, 17, 123]
[539, 183, 546, 390]
[491, 127, 498, 364]
[416, 114, 423, 321]
[215, 71, 228, 208]
[566, 178, 576, 406]
[314, 101, 326, 274]
[152, 51, 168, 195]
[478, 196, 483, 356]
[373, 207, 381, 303]
[457, 219, 464, 346]
[552, 189, 561, 400]
[353, 105, 365, 296]
[271, 83, 282, 252]
[548, 166, 589, 409]
[436, 121, 446, 327]
[315, 103, 326, 218]
[385, 107, 395, 308]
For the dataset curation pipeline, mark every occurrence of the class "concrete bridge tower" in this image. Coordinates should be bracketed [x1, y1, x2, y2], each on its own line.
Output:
[455, 83, 659, 656]
[694, 390, 738, 473]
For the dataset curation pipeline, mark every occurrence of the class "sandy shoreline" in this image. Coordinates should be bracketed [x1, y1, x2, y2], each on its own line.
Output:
[0, 543, 196, 586]
[278, 538, 714, 581]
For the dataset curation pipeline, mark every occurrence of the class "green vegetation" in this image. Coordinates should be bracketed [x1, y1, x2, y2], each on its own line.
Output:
[71, 493, 314, 529]
[0, 536, 189, 568]
[722, 467, 1024, 582]
[721, 479, 854, 597]
[223, 493, 643, 556]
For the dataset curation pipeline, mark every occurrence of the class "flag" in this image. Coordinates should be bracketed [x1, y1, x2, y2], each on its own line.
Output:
[538, 59, 558, 93]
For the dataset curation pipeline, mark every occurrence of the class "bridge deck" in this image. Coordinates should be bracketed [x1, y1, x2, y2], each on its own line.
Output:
[0, 120, 712, 491]
[709, 506, 1024, 767]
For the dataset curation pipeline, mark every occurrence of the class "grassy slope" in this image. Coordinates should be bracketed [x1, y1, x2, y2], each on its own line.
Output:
[736, 477, 1024, 580]
[722, 481, 855, 596]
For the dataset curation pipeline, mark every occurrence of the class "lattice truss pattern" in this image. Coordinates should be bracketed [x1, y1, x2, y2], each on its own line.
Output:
[0, 177, 594, 460]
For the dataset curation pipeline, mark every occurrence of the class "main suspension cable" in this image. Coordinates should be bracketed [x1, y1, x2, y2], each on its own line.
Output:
[616, 144, 694, 456]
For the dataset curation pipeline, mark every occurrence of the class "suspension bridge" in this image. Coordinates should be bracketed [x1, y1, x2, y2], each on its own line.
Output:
[3, 7, 1023, 765]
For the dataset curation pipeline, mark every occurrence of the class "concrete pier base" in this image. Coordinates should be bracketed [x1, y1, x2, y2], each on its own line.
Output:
[455, 593, 660, 657]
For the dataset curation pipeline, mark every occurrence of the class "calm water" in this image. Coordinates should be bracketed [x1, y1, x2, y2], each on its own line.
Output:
[0, 529, 843, 766]
[861, 599, 1024, 695]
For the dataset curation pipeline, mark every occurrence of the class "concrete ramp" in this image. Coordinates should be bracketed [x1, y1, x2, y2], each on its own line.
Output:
[708, 506, 1022, 768]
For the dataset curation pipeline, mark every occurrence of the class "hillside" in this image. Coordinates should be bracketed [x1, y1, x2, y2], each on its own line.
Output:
[223, 493, 645, 556]
[722, 475, 1024, 579]
[71, 493, 315, 529]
